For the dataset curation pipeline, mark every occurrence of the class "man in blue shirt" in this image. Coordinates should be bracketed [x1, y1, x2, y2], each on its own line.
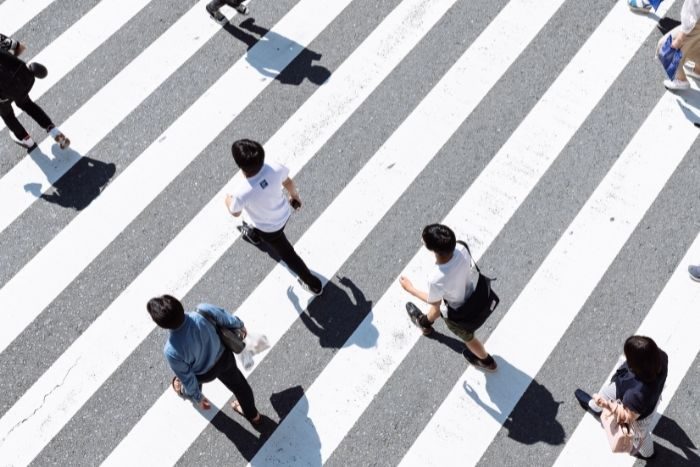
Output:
[147, 295, 262, 426]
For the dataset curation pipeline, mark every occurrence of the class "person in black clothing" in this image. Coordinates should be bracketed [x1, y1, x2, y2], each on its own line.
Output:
[224, 139, 323, 295]
[206, 0, 249, 22]
[0, 33, 69, 151]
[575, 335, 668, 460]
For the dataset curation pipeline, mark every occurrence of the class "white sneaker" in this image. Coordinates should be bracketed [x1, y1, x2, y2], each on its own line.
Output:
[628, 0, 651, 12]
[664, 78, 690, 91]
[684, 61, 700, 79]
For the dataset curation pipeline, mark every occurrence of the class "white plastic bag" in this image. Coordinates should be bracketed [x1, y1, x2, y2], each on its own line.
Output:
[236, 333, 270, 371]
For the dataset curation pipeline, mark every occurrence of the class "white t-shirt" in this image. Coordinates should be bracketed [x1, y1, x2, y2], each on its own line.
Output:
[229, 161, 291, 233]
[426, 244, 479, 308]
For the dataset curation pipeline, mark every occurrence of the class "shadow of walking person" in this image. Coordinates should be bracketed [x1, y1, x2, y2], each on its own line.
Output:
[462, 357, 565, 446]
[223, 18, 331, 86]
[286, 276, 379, 349]
[23, 145, 115, 210]
[250, 385, 321, 467]
[200, 399, 265, 462]
[648, 415, 700, 466]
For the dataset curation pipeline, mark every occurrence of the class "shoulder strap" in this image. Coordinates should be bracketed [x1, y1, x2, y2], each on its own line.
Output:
[195, 308, 217, 328]
[456, 240, 480, 274]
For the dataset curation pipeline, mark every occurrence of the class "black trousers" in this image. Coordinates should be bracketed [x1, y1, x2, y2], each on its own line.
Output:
[256, 225, 322, 291]
[197, 349, 258, 419]
[0, 93, 53, 141]
[207, 0, 243, 9]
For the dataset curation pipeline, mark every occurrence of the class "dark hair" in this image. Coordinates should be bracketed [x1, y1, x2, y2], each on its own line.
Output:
[421, 224, 456, 256]
[624, 335, 661, 383]
[147, 295, 185, 329]
[231, 139, 265, 175]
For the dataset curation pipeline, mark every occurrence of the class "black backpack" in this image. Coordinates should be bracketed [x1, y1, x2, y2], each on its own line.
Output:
[0, 49, 34, 101]
[445, 240, 499, 333]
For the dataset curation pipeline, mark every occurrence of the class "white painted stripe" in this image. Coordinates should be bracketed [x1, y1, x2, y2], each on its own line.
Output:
[105, 2, 568, 465]
[253, 2, 682, 464]
[400, 74, 698, 467]
[0, 0, 56, 36]
[0, 0, 238, 235]
[0, 1, 253, 355]
[554, 236, 700, 467]
[0, 0, 153, 133]
[0, 0, 363, 462]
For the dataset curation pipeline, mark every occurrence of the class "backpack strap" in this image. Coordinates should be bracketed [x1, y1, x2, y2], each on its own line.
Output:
[456, 240, 481, 274]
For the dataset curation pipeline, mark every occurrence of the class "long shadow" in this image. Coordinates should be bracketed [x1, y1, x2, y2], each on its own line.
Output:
[287, 276, 379, 349]
[250, 385, 321, 467]
[223, 18, 331, 85]
[462, 357, 565, 446]
[647, 415, 700, 466]
[198, 399, 264, 461]
[24, 145, 115, 210]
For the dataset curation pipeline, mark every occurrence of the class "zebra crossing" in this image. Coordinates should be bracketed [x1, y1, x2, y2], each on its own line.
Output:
[0, 0, 698, 465]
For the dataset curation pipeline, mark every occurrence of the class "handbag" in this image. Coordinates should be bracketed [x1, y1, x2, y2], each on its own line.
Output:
[196, 308, 246, 354]
[445, 240, 499, 333]
[601, 400, 635, 453]
[658, 35, 682, 80]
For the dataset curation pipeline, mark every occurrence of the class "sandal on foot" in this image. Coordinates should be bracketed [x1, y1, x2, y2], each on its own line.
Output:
[231, 400, 263, 427]
[171, 376, 185, 398]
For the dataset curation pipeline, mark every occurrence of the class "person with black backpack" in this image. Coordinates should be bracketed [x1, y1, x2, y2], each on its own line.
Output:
[0, 33, 69, 151]
[399, 224, 497, 371]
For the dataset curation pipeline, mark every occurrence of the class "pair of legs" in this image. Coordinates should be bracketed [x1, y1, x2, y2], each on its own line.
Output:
[206, 0, 248, 19]
[586, 382, 656, 458]
[0, 92, 69, 149]
[253, 225, 323, 293]
[196, 349, 260, 422]
[443, 317, 495, 369]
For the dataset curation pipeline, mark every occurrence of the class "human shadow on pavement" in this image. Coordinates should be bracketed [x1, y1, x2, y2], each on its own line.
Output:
[250, 386, 321, 467]
[462, 357, 565, 446]
[200, 399, 265, 461]
[223, 18, 331, 86]
[24, 145, 115, 210]
[286, 276, 379, 349]
[646, 415, 700, 466]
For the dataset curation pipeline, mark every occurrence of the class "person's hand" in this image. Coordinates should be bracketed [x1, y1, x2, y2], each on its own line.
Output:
[14, 42, 26, 56]
[672, 32, 686, 50]
[592, 393, 608, 409]
[237, 326, 247, 340]
[399, 276, 413, 293]
[199, 397, 211, 410]
[224, 194, 233, 210]
[289, 195, 302, 210]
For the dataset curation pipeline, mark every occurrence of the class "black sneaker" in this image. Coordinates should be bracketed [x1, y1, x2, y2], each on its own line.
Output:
[462, 350, 497, 372]
[206, 4, 226, 22]
[405, 302, 433, 336]
[232, 2, 249, 15]
[574, 389, 601, 417]
[297, 278, 323, 296]
[237, 222, 261, 245]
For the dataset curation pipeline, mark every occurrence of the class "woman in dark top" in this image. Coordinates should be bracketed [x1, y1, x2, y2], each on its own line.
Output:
[581, 336, 668, 459]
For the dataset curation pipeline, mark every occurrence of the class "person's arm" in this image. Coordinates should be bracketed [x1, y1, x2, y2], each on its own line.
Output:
[399, 276, 442, 321]
[592, 394, 640, 424]
[166, 351, 206, 405]
[197, 303, 246, 336]
[224, 194, 242, 217]
[282, 177, 302, 208]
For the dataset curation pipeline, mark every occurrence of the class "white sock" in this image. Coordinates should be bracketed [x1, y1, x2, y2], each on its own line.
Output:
[48, 127, 61, 139]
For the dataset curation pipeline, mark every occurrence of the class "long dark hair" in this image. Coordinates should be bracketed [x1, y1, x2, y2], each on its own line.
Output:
[624, 335, 661, 383]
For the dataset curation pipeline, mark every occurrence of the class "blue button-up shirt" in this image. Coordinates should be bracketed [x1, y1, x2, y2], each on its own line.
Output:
[164, 303, 244, 402]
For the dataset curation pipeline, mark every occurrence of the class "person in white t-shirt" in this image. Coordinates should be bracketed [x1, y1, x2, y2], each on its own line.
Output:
[399, 224, 497, 371]
[224, 139, 323, 295]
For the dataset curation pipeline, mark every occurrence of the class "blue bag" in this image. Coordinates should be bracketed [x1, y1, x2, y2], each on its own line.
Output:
[649, 0, 663, 9]
[658, 35, 682, 80]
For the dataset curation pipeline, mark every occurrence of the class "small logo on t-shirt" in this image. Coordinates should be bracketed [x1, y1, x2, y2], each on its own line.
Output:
[259, 179, 268, 189]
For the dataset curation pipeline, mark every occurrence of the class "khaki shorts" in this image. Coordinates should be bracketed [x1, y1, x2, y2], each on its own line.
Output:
[443, 317, 474, 343]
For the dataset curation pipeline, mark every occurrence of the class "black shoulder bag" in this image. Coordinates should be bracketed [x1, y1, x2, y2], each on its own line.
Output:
[196, 308, 246, 354]
[445, 240, 499, 333]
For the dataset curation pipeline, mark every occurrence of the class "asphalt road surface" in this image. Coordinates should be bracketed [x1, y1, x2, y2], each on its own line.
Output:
[0, 0, 698, 466]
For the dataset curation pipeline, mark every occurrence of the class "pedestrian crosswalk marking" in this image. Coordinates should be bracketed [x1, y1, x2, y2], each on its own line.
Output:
[401, 75, 698, 467]
[0, 0, 239, 236]
[0, 0, 153, 133]
[0, 0, 57, 37]
[554, 232, 700, 467]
